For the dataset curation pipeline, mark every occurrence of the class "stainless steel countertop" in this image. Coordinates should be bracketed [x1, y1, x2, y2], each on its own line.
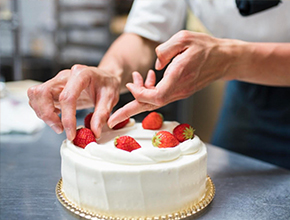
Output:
[1, 124, 290, 220]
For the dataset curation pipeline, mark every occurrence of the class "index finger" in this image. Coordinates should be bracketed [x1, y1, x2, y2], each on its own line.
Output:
[59, 68, 92, 140]
[155, 31, 188, 70]
[127, 69, 178, 106]
[27, 84, 64, 134]
[108, 100, 157, 128]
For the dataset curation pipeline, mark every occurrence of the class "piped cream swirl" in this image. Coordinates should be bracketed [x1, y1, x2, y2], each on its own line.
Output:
[66, 119, 205, 165]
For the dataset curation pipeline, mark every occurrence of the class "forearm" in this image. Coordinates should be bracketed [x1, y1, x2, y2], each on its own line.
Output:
[225, 40, 290, 86]
[98, 33, 159, 92]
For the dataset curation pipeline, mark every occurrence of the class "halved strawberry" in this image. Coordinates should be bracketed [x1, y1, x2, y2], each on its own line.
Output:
[112, 118, 130, 130]
[84, 112, 93, 129]
[152, 131, 179, 148]
[173, 123, 195, 142]
[73, 128, 96, 149]
[142, 112, 163, 130]
[114, 136, 141, 152]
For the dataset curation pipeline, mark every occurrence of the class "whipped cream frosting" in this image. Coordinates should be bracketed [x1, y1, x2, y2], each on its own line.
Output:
[61, 119, 207, 217]
[66, 119, 205, 165]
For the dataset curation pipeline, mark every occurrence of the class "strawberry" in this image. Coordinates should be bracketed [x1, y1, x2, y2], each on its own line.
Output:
[114, 136, 141, 152]
[112, 118, 130, 130]
[152, 131, 179, 148]
[142, 112, 163, 130]
[84, 112, 93, 129]
[173, 123, 195, 142]
[73, 128, 96, 149]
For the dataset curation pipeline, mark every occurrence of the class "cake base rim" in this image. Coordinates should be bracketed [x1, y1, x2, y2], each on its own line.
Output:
[55, 176, 215, 220]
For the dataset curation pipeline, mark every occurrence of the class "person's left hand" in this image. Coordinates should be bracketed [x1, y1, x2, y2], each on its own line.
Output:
[108, 31, 235, 127]
[28, 64, 121, 140]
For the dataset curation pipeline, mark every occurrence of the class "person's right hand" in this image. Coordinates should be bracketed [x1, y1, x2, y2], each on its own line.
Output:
[108, 31, 235, 128]
[27, 64, 121, 140]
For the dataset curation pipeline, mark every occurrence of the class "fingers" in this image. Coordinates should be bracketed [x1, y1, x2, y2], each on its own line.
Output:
[155, 30, 189, 70]
[126, 70, 158, 104]
[28, 83, 64, 134]
[59, 66, 91, 140]
[90, 88, 118, 139]
[59, 94, 77, 140]
[109, 76, 180, 129]
[126, 82, 159, 104]
[55, 65, 119, 140]
[108, 70, 159, 128]
[28, 63, 122, 141]
[128, 68, 180, 106]
[132, 71, 144, 86]
[144, 69, 156, 88]
[132, 70, 156, 89]
[48, 110, 63, 134]
[108, 100, 156, 128]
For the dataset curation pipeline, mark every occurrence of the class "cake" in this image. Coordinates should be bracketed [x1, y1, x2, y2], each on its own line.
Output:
[60, 115, 208, 218]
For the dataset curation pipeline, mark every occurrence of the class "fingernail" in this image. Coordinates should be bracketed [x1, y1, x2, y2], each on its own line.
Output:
[51, 125, 63, 134]
[66, 127, 75, 141]
[108, 123, 113, 129]
[107, 118, 115, 129]
[155, 59, 161, 70]
[95, 127, 102, 139]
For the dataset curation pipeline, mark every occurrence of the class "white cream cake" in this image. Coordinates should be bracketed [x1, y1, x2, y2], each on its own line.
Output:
[60, 119, 207, 218]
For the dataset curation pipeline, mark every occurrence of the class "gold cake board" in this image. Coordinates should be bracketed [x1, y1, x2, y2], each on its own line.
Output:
[56, 176, 215, 220]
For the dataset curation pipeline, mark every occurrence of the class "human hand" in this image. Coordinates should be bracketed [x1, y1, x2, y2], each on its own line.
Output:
[27, 64, 121, 140]
[108, 31, 234, 127]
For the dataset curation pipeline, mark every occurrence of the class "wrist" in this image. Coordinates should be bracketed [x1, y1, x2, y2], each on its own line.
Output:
[218, 38, 250, 81]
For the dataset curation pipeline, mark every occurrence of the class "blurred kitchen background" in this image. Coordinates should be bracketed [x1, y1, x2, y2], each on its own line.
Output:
[0, 0, 225, 143]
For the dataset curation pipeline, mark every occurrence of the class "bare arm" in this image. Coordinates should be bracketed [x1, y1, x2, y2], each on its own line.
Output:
[225, 41, 290, 86]
[98, 33, 159, 93]
[108, 31, 290, 127]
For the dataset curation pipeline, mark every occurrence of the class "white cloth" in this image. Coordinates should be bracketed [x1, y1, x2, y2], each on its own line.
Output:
[124, 0, 187, 42]
[0, 97, 45, 134]
[0, 80, 45, 134]
[124, 0, 290, 43]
